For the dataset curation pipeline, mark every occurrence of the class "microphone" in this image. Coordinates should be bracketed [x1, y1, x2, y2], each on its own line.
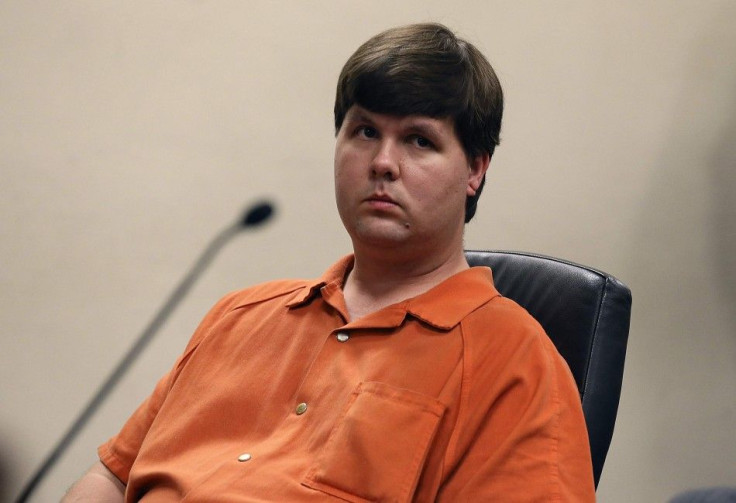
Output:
[15, 201, 275, 503]
[241, 201, 274, 227]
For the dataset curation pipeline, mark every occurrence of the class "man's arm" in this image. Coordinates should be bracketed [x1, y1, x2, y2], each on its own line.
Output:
[436, 308, 596, 501]
[62, 461, 125, 502]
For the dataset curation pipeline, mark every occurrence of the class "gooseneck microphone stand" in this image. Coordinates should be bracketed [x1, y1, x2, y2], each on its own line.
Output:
[15, 202, 275, 503]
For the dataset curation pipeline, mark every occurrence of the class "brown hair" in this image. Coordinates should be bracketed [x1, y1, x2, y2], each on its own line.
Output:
[334, 23, 504, 222]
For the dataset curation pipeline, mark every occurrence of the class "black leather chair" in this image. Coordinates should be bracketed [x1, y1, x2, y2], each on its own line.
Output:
[465, 250, 632, 488]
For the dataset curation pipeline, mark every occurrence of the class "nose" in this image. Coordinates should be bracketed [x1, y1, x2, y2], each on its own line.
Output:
[370, 140, 400, 181]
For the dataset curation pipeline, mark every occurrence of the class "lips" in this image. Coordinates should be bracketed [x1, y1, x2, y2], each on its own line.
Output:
[364, 193, 400, 210]
[367, 193, 396, 203]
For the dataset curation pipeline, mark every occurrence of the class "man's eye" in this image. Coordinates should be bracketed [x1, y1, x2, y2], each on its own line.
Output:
[357, 126, 378, 138]
[411, 135, 434, 149]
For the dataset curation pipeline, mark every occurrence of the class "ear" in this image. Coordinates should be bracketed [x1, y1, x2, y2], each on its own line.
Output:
[466, 153, 491, 196]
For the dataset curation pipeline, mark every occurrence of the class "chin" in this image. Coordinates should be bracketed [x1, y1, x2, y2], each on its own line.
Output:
[350, 222, 413, 248]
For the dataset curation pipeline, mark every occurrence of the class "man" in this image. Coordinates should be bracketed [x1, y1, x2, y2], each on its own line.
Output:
[65, 23, 595, 501]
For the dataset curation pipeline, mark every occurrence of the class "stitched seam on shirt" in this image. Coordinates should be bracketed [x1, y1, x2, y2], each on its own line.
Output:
[302, 388, 363, 495]
[399, 412, 443, 503]
[98, 444, 129, 484]
[360, 383, 445, 416]
[544, 338, 563, 502]
[230, 284, 309, 311]
[302, 480, 373, 503]
[441, 320, 471, 471]
[362, 387, 443, 502]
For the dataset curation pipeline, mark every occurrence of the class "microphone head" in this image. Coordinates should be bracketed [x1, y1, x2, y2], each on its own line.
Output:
[241, 201, 275, 227]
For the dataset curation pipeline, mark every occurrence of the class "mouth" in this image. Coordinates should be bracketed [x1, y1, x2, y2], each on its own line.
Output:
[364, 193, 400, 210]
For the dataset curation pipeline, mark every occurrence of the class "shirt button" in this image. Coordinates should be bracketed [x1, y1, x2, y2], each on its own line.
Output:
[336, 332, 349, 342]
[295, 402, 308, 415]
[237, 453, 252, 462]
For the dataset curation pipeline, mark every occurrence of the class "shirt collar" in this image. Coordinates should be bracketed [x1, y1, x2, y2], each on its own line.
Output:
[404, 265, 500, 329]
[286, 254, 501, 331]
[285, 255, 352, 309]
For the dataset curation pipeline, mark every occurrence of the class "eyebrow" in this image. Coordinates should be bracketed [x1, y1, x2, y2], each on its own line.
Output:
[405, 121, 443, 139]
[346, 110, 375, 125]
[346, 108, 447, 139]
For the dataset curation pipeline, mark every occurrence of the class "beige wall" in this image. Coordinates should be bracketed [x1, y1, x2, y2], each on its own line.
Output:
[2, 1, 735, 501]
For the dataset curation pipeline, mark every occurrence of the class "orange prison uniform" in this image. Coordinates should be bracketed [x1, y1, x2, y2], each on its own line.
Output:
[99, 255, 595, 502]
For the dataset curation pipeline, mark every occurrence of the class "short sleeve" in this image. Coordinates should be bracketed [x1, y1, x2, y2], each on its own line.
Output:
[437, 302, 596, 502]
[97, 290, 243, 483]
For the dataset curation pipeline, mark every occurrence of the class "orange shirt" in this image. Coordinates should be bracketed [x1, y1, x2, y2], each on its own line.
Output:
[99, 256, 595, 502]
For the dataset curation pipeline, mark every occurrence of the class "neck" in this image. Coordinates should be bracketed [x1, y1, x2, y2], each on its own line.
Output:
[342, 245, 469, 321]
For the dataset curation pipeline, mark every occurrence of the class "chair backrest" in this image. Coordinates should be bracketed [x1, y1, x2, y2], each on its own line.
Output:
[465, 250, 632, 488]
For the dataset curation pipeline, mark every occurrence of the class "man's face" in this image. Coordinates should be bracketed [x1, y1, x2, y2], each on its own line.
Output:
[334, 105, 488, 258]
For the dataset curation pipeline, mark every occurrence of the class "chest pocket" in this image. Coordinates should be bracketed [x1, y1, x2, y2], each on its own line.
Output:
[302, 381, 446, 503]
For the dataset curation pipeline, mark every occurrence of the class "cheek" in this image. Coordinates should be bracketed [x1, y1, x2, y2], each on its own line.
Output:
[430, 169, 473, 215]
[334, 163, 354, 194]
[334, 152, 359, 208]
[334, 146, 359, 179]
[333, 155, 349, 191]
[420, 164, 470, 200]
